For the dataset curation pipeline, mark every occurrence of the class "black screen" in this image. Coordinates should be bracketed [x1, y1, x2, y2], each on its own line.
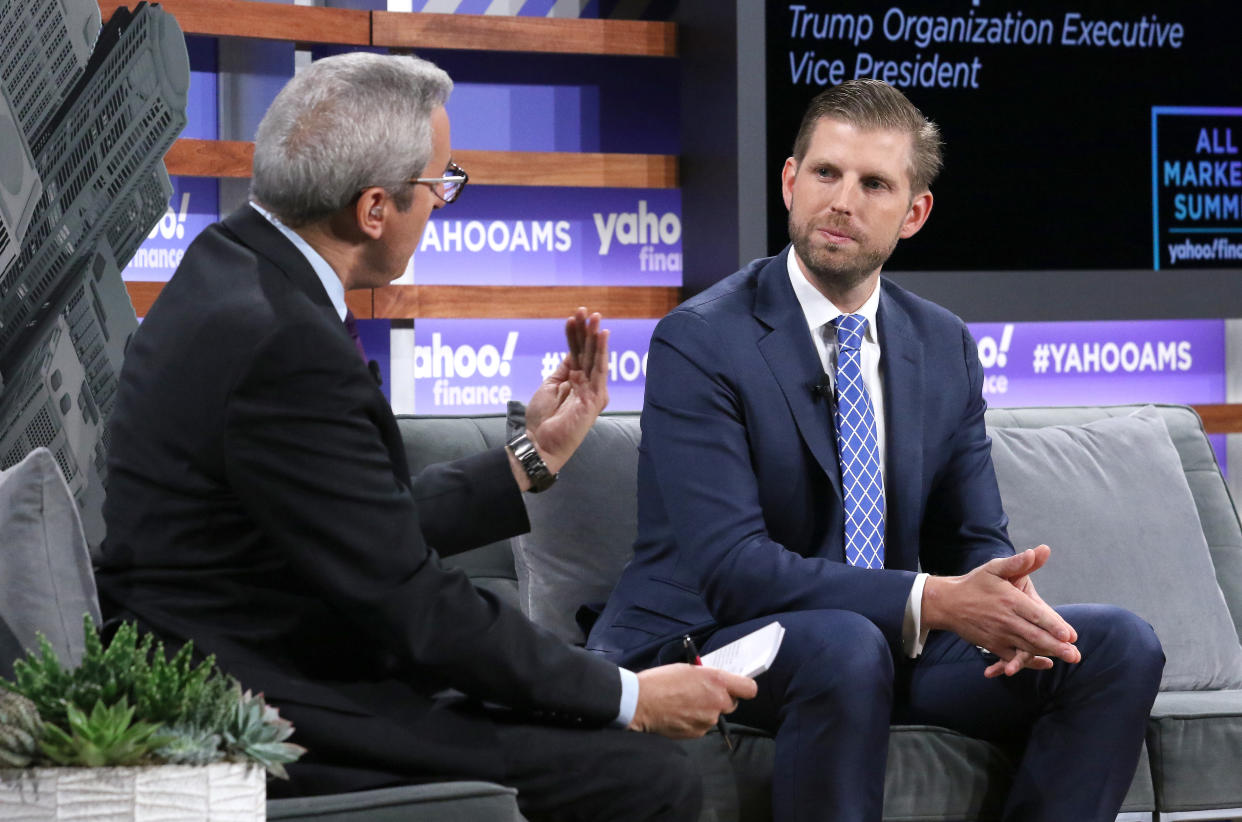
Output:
[764, 1, 1242, 273]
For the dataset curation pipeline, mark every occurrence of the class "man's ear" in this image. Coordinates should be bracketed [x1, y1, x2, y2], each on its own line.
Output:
[781, 157, 798, 211]
[356, 188, 386, 240]
[899, 190, 933, 239]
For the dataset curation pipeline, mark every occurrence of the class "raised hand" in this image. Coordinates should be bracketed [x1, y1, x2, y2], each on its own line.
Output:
[523, 307, 610, 475]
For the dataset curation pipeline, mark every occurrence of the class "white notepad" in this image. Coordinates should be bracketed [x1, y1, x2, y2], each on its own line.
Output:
[700, 621, 785, 678]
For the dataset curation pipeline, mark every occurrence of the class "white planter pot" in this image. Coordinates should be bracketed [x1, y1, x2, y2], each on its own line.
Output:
[0, 762, 265, 821]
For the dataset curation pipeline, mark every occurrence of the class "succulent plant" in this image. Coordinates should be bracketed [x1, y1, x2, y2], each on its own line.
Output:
[5, 617, 227, 730]
[222, 690, 306, 780]
[1, 617, 305, 776]
[40, 699, 172, 768]
[154, 723, 225, 766]
[0, 691, 42, 767]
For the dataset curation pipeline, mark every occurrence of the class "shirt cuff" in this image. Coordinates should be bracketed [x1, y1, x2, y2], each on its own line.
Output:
[613, 667, 639, 728]
[902, 572, 931, 658]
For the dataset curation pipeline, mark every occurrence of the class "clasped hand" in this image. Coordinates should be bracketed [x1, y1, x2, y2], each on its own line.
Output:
[922, 544, 1080, 678]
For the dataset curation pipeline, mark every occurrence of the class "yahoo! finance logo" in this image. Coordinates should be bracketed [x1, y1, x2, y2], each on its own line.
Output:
[593, 200, 682, 273]
[413, 331, 519, 408]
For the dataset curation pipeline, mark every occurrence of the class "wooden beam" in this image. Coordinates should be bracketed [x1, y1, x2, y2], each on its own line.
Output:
[345, 290, 374, 320]
[374, 286, 680, 319]
[102, 3, 675, 55]
[373, 11, 675, 57]
[163, 139, 678, 189]
[125, 281, 164, 317]
[127, 282, 674, 321]
[127, 282, 374, 319]
[165, 139, 254, 179]
[101, 0, 370, 45]
[453, 149, 677, 189]
[1192, 404, 1242, 435]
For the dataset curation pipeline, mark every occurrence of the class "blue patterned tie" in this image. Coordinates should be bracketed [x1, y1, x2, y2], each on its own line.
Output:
[831, 314, 885, 569]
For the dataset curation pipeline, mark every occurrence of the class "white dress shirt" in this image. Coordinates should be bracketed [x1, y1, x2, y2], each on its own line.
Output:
[250, 202, 348, 321]
[787, 251, 930, 657]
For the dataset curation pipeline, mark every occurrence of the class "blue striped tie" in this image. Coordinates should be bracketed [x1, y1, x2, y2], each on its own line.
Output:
[831, 314, 884, 568]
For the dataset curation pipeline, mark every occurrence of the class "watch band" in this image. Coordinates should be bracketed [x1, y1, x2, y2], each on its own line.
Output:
[506, 432, 557, 493]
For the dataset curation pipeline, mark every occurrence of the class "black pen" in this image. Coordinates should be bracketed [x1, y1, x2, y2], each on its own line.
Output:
[683, 634, 735, 753]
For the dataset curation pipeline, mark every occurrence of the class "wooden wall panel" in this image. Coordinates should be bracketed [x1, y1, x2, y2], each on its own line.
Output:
[1191, 404, 1242, 435]
[373, 285, 679, 319]
[129, 282, 676, 322]
[372, 11, 675, 57]
[163, 140, 677, 189]
[103, 2, 672, 55]
[165, 139, 254, 179]
[101, 0, 370, 44]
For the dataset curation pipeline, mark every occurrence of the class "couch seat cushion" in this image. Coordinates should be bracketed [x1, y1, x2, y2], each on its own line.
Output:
[1147, 689, 1242, 813]
[678, 723, 1152, 822]
[267, 781, 522, 822]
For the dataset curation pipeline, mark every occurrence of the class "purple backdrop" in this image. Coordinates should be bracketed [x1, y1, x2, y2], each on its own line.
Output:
[413, 188, 681, 286]
[408, 318, 657, 414]
[966, 320, 1225, 407]
[397, 316, 1229, 471]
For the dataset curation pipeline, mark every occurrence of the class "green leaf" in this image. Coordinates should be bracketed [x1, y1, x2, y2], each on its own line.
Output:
[2, 617, 303, 773]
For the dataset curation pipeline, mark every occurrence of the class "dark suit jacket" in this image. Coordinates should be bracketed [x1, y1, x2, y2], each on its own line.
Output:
[587, 249, 1014, 667]
[97, 206, 620, 789]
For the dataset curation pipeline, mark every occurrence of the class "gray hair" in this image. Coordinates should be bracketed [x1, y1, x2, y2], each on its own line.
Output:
[792, 79, 943, 195]
[251, 52, 453, 226]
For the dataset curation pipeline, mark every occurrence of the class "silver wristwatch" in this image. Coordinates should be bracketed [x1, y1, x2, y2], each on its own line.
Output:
[506, 432, 557, 493]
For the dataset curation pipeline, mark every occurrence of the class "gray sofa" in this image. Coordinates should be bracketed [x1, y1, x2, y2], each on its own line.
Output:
[393, 404, 1242, 822]
[3, 403, 1240, 821]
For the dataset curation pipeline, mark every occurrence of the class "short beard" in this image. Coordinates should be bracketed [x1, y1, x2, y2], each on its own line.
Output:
[788, 212, 896, 296]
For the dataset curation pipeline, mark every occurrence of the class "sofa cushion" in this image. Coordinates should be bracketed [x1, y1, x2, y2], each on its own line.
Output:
[0, 447, 100, 678]
[514, 415, 642, 644]
[988, 407, 1242, 690]
[1146, 689, 1242, 813]
[267, 781, 523, 821]
[675, 723, 1153, 822]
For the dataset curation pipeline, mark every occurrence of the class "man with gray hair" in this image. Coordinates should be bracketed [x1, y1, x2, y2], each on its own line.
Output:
[588, 79, 1164, 821]
[98, 52, 754, 820]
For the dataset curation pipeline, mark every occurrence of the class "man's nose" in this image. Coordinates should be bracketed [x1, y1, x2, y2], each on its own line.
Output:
[828, 179, 857, 215]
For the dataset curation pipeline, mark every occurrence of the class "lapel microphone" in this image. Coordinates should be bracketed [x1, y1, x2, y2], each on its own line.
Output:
[812, 373, 834, 403]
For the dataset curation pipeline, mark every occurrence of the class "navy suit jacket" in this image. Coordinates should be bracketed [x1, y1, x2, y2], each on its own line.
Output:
[587, 249, 1014, 668]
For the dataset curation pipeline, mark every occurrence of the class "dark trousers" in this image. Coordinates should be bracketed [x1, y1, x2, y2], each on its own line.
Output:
[272, 700, 701, 822]
[493, 718, 701, 821]
[702, 604, 1164, 822]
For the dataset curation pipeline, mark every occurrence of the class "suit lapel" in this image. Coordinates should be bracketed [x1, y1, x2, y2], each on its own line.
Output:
[877, 282, 924, 571]
[221, 207, 411, 485]
[754, 250, 843, 501]
[221, 205, 340, 322]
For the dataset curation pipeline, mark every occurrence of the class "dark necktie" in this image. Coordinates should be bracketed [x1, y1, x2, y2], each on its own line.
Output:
[343, 309, 367, 363]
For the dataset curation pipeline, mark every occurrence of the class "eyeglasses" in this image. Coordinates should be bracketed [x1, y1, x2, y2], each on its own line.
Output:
[413, 161, 468, 204]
